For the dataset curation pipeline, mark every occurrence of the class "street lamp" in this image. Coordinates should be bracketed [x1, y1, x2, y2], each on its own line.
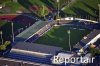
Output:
[0, 31, 3, 44]
[42, 5, 47, 21]
[67, 30, 71, 51]
[57, 0, 60, 19]
[43, 5, 45, 20]
[11, 22, 14, 42]
[98, 4, 100, 22]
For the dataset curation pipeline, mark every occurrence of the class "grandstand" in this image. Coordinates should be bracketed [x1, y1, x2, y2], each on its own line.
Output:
[10, 42, 63, 57]
[74, 30, 100, 50]
[15, 20, 49, 42]
[34, 21, 91, 50]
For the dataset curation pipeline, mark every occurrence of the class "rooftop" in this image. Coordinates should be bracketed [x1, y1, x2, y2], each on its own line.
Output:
[11, 42, 63, 56]
[15, 21, 48, 42]
[74, 29, 100, 49]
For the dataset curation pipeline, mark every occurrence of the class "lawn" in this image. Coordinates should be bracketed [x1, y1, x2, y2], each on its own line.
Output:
[35, 25, 91, 50]
[62, 0, 100, 20]
[0, 1, 27, 14]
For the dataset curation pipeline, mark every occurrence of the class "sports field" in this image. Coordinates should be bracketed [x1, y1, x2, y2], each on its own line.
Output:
[35, 25, 91, 50]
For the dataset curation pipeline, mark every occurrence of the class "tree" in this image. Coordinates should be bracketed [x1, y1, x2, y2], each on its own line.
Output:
[37, 5, 49, 18]
[89, 47, 100, 56]
[0, 41, 11, 51]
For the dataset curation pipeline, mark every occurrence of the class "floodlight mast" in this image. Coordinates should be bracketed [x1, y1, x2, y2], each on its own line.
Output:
[11, 22, 14, 42]
[98, 4, 100, 22]
[67, 30, 71, 51]
[43, 5, 45, 21]
[57, 0, 60, 19]
[0, 31, 3, 44]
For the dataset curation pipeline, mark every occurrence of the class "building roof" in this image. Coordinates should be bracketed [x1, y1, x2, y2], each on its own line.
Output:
[81, 30, 100, 44]
[11, 42, 63, 55]
[15, 21, 48, 42]
[57, 52, 74, 58]
[74, 29, 100, 49]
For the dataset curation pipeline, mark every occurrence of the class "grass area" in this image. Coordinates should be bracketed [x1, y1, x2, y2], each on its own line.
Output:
[5, 1, 23, 13]
[35, 25, 91, 50]
[62, 0, 100, 20]
[0, 1, 27, 14]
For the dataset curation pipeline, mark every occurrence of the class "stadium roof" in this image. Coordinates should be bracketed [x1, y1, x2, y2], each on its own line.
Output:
[74, 29, 100, 49]
[11, 42, 63, 56]
[15, 21, 48, 42]
[81, 30, 100, 44]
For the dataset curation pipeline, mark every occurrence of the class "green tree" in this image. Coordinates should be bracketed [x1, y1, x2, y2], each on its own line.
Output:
[37, 5, 49, 17]
[0, 41, 10, 51]
[89, 47, 100, 56]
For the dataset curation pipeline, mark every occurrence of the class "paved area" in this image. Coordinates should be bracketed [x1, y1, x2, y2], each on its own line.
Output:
[0, 57, 52, 66]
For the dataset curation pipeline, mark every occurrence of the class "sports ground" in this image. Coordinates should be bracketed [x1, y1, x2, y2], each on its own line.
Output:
[35, 25, 91, 50]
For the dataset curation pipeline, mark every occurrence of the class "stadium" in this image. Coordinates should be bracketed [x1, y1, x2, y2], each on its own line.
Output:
[0, 0, 100, 66]
[26, 19, 91, 51]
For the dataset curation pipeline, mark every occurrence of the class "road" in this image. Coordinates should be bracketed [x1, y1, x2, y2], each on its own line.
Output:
[0, 57, 52, 66]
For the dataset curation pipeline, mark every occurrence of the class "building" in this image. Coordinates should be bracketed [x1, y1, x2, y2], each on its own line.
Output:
[74, 29, 100, 50]
[51, 52, 74, 64]
[10, 42, 63, 58]
[8, 42, 63, 65]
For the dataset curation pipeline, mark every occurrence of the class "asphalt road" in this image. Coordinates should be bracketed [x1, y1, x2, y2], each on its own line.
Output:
[0, 57, 52, 66]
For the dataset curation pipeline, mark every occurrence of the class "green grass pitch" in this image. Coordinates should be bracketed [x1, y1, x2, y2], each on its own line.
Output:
[35, 25, 91, 50]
